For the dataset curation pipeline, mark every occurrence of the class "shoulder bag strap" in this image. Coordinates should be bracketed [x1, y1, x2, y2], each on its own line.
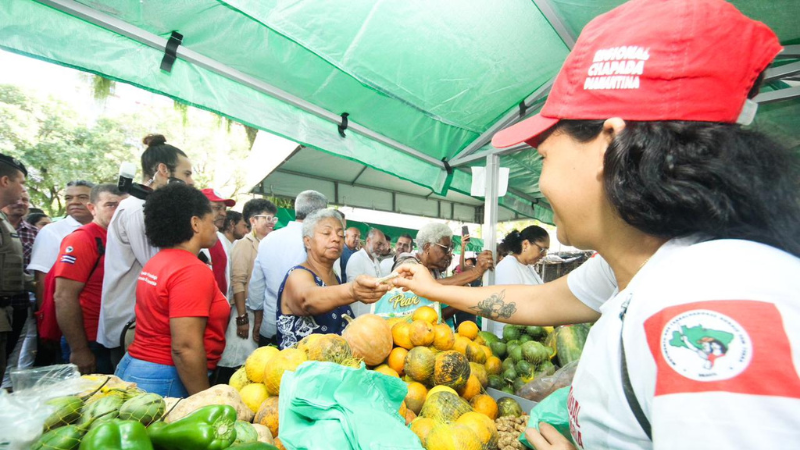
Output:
[619, 296, 653, 440]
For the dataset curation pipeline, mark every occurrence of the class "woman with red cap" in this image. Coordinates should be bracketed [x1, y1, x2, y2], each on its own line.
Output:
[394, 0, 800, 448]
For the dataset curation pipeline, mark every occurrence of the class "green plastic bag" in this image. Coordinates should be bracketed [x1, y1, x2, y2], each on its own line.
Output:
[519, 386, 573, 449]
[278, 361, 424, 450]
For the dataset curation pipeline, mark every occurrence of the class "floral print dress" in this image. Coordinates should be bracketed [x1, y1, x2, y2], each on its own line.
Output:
[275, 266, 354, 349]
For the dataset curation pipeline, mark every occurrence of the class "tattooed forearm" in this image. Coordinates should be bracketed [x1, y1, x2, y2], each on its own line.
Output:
[468, 290, 516, 320]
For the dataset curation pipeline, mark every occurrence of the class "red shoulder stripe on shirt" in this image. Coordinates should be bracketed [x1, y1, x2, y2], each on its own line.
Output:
[644, 300, 800, 398]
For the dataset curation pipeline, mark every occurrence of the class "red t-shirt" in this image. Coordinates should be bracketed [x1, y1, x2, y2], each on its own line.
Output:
[128, 249, 229, 369]
[51, 222, 107, 342]
[208, 239, 228, 295]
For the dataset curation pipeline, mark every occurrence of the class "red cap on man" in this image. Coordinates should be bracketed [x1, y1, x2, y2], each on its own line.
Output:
[201, 188, 235, 207]
[493, 0, 782, 149]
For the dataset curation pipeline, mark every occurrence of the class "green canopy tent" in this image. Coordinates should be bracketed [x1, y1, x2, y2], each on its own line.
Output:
[1, 0, 797, 265]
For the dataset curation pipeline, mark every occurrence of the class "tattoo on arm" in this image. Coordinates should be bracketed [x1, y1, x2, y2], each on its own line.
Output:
[468, 290, 516, 320]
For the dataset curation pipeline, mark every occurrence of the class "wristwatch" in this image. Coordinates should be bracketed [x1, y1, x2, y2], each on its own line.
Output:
[236, 313, 249, 326]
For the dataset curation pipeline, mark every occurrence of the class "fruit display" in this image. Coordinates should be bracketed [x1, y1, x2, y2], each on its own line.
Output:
[23, 312, 589, 450]
[28, 376, 277, 450]
[357, 307, 503, 450]
[490, 323, 590, 395]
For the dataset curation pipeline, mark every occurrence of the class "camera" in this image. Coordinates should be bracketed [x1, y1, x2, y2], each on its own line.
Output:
[118, 162, 185, 200]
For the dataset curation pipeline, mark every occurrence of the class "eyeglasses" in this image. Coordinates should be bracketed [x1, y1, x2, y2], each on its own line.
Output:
[253, 215, 278, 224]
[533, 243, 549, 255]
[434, 243, 454, 254]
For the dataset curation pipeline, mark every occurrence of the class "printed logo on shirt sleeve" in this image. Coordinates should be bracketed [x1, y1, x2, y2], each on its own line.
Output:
[644, 300, 800, 398]
[59, 254, 77, 265]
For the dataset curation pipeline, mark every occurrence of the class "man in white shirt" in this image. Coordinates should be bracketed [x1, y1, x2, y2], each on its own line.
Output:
[247, 190, 328, 346]
[346, 228, 389, 317]
[28, 180, 94, 309]
[98, 137, 194, 367]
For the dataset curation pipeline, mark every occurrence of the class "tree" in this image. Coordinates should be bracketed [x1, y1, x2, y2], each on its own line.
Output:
[0, 84, 139, 216]
[1, 82, 258, 217]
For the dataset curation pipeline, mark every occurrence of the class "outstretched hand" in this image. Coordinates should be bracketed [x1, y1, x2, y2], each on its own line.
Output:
[351, 275, 391, 304]
[524, 423, 576, 450]
[391, 263, 440, 299]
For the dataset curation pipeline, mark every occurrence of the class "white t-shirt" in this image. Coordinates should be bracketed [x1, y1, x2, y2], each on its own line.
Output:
[569, 236, 800, 449]
[97, 196, 158, 348]
[345, 248, 384, 317]
[487, 255, 545, 336]
[217, 231, 233, 301]
[567, 253, 617, 312]
[380, 257, 395, 276]
[27, 215, 82, 273]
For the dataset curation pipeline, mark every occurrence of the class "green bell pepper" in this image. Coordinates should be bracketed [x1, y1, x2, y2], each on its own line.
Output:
[148, 405, 237, 450]
[228, 443, 279, 449]
[79, 419, 153, 450]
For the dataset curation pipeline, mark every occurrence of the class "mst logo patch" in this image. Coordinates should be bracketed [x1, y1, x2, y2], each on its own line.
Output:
[645, 301, 800, 398]
[661, 310, 751, 381]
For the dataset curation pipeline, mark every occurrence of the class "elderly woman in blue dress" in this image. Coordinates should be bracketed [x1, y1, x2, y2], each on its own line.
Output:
[276, 209, 390, 349]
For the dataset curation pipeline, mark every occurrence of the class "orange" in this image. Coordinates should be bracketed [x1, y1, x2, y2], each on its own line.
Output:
[469, 394, 499, 420]
[469, 362, 488, 388]
[412, 306, 439, 324]
[273, 437, 286, 450]
[392, 322, 414, 349]
[405, 408, 417, 426]
[374, 364, 400, 378]
[409, 417, 437, 446]
[388, 347, 408, 376]
[405, 381, 428, 415]
[399, 400, 408, 418]
[484, 356, 502, 375]
[426, 385, 458, 399]
[409, 320, 435, 347]
[254, 396, 280, 439]
[480, 345, 493, 360]
[457, 321, 479, 340]
[453, 336, 472, 355]
[455, 411, 498, 447]
[465, 342, 487, 364]
[426, 423, 482, 450]
[456, 373, 482, 401]
[473, 334, 486, 346]
[432, 324, 455, 351]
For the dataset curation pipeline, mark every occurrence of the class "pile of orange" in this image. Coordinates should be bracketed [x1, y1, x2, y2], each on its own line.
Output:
[372, 306, 501, 449]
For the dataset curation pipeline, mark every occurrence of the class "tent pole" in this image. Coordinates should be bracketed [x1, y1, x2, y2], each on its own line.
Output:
[481, 154, 500, 331]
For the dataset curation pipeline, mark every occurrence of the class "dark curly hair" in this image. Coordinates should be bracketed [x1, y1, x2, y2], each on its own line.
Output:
[242, 198, 277, 224]
[550, 119, 800, 257]
[144, 183, 212, 248]
[224, 210, 243, 232]
[501, 226, 549, 255]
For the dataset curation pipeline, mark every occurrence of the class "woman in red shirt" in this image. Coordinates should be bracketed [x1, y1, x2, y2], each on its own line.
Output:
[116, 183, 229, 397]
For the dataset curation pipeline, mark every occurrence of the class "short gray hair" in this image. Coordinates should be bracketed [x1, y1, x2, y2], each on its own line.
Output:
[415, 223, 452, 250]
[367, 228, 384, 241]
[302, 209, 345, 242]
[295, 190, 328, 220]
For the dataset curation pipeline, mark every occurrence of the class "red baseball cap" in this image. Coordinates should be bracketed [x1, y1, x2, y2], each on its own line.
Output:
[201, 188, 236, 207]
[493, 0, 782, 149]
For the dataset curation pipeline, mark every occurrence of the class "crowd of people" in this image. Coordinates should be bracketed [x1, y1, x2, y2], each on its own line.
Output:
[2, 135, 547, 394]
